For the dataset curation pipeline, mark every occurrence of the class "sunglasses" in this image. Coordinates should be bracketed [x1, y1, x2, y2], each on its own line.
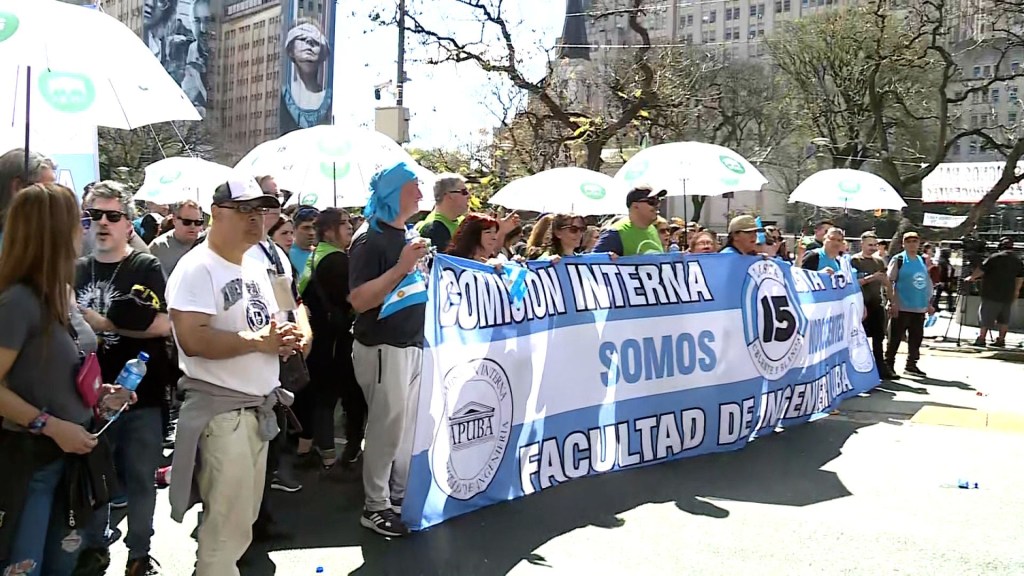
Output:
[217, 203, 273, 215]
[178, 218, 204, 227]
[635, 198, 660, 206]
[85, 208, 126, 223]
[448, 189, 470, 196]
[559, 225, 584, 233]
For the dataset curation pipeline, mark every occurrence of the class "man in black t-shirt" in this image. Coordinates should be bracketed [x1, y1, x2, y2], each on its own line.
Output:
[74, 182, 171, 576]
[349, 162, 428, 538]
[968, 236, 1024, 347]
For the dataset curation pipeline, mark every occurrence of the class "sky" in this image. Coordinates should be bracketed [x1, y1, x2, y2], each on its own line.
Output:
[331, 0, 565, 150]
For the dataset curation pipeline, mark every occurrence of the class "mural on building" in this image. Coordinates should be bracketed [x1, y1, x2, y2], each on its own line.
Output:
[144, 0, 212, 117]
[279, 0, 335, 134]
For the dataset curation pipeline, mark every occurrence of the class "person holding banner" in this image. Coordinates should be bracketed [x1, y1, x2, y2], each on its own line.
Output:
[720, 215, 762, 255]
[800, 227, 846, 276]
[447, 213, 502, 262]
[526, 213, 586, 261]
[348, 162, 429, 538]
[853, 232, 896, 379]
[592, 187, 667, 256]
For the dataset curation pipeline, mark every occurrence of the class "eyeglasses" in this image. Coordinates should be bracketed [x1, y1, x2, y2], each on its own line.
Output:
[217, 203, 273, 215]
[559, 225, 584, 233]
[178, 218, 204, 227]
[85, 208, 126, 223]
[448, 189, 470, 196]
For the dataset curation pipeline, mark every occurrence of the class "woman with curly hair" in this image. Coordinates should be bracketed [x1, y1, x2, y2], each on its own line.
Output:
[447, 212, 501, 262]
[527, 213, 585, 261]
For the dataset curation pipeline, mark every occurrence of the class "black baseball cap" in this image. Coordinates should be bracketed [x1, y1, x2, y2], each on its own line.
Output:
[212, 176, 281, 208]
[999, 236, 1014, 249]
[625, 187, 667, 207]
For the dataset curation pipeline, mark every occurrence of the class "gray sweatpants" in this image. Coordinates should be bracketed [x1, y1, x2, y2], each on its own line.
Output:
[352, 341, 423, 512]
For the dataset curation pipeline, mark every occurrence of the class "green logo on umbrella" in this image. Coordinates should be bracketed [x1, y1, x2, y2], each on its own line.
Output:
[623, 159, 649, 181]
[838, 180, 862, 194]
[719, 155, 746, 174]
[159, 171, 182, 184]
[580, 182, 606, 200]
[317, 138, 352, 157]
[38, 71, 96, 113]
[319, 161, 351, 180]
[0, 12, 19, 42]
[300, 193, 319, 205]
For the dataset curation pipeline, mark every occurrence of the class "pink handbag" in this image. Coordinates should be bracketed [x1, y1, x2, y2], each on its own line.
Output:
[75, 352, 103, 409]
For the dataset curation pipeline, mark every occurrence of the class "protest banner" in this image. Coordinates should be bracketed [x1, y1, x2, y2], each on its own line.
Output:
[402, 253, 879, 531]
[923, 213, 969, 228]
[921, 162, 1024, 203]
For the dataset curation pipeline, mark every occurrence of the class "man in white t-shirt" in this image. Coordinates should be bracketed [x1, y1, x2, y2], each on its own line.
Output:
[166, 177, 303, 576]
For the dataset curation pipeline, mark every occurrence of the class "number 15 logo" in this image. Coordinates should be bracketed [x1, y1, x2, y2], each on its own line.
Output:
[742, 261, 808, 380]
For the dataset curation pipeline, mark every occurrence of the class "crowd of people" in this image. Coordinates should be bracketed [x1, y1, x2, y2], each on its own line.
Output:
[0, 145, 1021, 576]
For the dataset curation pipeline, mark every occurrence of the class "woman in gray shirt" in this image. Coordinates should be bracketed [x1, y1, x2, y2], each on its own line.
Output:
[0, 183, 126, 575]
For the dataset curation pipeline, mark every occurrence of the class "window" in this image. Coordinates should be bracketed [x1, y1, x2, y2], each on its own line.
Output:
[733, 26, 740, 40]
[969, 140, 978, 155]
[992, 88, 1000, 103]
[784, 0, 791, 9]
[708, 10, 716, 22]
[775, 1, 783, 12]
[725, 27, 733, 40]
[733, 7, 742, 19]
[749, 27, 757, 40]
[1012, 61, 1021, 74]
[1010, 111, 1018, 125]
[982, 88, 990, 103]
[972, 91, 981, 104]
[687, 14, 693, 25]
[970, 114, 978, 128]
[952, 141, 961, 156]
[708, 30, 717, 42]
[1010, 85, 1019, 103]
[802, 0, 809, 6]
[954, 90, 963, 100]
[757, 28, 765, 37]
[727, 7, 733, 20]
[757, 3, 765, 15]
[751, 4, 758, 16]
[973, 65, 982, 78]
[983, 65, 992, 77]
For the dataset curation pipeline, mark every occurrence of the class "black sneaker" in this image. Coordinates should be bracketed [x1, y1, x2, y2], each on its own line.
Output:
[125, 555, 162, 576]
[72, 547, 110, 576]
[880, 366, 898, 380]
[905, 364, 927, 377]
[390, 497, 403, 514]
[341, 443, 363, 468]
[360, 508, 409, 537]
[991, 338, 1006, 348]
[270, 472, 302, 493]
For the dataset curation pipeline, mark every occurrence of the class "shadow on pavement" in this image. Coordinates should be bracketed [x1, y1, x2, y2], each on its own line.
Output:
[236, 390, 953, 576]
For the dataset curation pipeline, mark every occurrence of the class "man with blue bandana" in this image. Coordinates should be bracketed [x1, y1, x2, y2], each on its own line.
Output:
[348, 161, 428, 537]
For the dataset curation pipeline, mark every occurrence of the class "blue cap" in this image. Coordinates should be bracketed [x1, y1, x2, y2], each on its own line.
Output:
[138, 352, 150, 362]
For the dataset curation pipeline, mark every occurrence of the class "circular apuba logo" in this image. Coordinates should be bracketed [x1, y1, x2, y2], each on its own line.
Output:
[838, 180, 862, 194]
[431, 358, 514, 500]
[0, 11, 20, 43]
[580, 182, 606, 200]
[319, 161, 350, 180]
[623, 158, 649, 181]
[300, 192, 319, 206]
[741, 259, 808, 380]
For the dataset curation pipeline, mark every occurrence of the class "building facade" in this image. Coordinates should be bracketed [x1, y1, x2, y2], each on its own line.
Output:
[99, 0, 333, 163]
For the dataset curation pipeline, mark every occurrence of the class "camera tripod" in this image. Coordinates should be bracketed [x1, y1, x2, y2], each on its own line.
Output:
[938, 278, 971, 346]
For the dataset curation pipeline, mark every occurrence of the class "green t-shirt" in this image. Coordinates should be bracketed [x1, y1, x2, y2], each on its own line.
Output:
[612, 218, 664, 256]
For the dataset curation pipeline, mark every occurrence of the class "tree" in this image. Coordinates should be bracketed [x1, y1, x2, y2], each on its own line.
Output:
[398, 0, 668, 172]
[645, 56, 799, 221]
[766, 0, 1024, 249]
[409, 141, 504, 207]
[98, 121, 212, 188]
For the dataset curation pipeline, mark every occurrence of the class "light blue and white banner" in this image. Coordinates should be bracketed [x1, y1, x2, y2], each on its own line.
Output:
[404, 253, 879, 530]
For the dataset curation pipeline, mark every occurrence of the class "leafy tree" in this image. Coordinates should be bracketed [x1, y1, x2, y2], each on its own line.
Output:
[98, 121, 212, 189]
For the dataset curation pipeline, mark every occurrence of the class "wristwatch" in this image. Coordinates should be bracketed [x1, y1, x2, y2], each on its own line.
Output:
[28, 410, 51, 435]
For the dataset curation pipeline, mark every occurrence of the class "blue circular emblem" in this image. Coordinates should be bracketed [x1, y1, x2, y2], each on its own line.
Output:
[740, 259, 808, 380]
[245, 299, 271, 331]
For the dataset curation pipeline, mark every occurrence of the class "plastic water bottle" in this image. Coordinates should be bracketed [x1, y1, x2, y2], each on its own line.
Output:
[115, 352, 150, 392]
[316, 568, 324, 574]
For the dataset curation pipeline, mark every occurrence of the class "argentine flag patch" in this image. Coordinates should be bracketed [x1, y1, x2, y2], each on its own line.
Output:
[379, 270, 428, 319]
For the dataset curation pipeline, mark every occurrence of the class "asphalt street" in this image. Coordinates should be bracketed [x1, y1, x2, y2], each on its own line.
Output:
[103, 350, 1024, 576]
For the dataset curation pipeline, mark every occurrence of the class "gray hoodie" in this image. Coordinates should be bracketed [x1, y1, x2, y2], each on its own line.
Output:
[169, 376, 293, 523]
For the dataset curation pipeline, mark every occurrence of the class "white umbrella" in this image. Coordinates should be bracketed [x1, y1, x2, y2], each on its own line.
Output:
[789, 169, 906, 211]
[236, 125, 436, 209]
[135, 157, 234, 210]
[489, 168, 628, 216]
[0, 0, 200, 133]
[614, 142, 768, 197]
